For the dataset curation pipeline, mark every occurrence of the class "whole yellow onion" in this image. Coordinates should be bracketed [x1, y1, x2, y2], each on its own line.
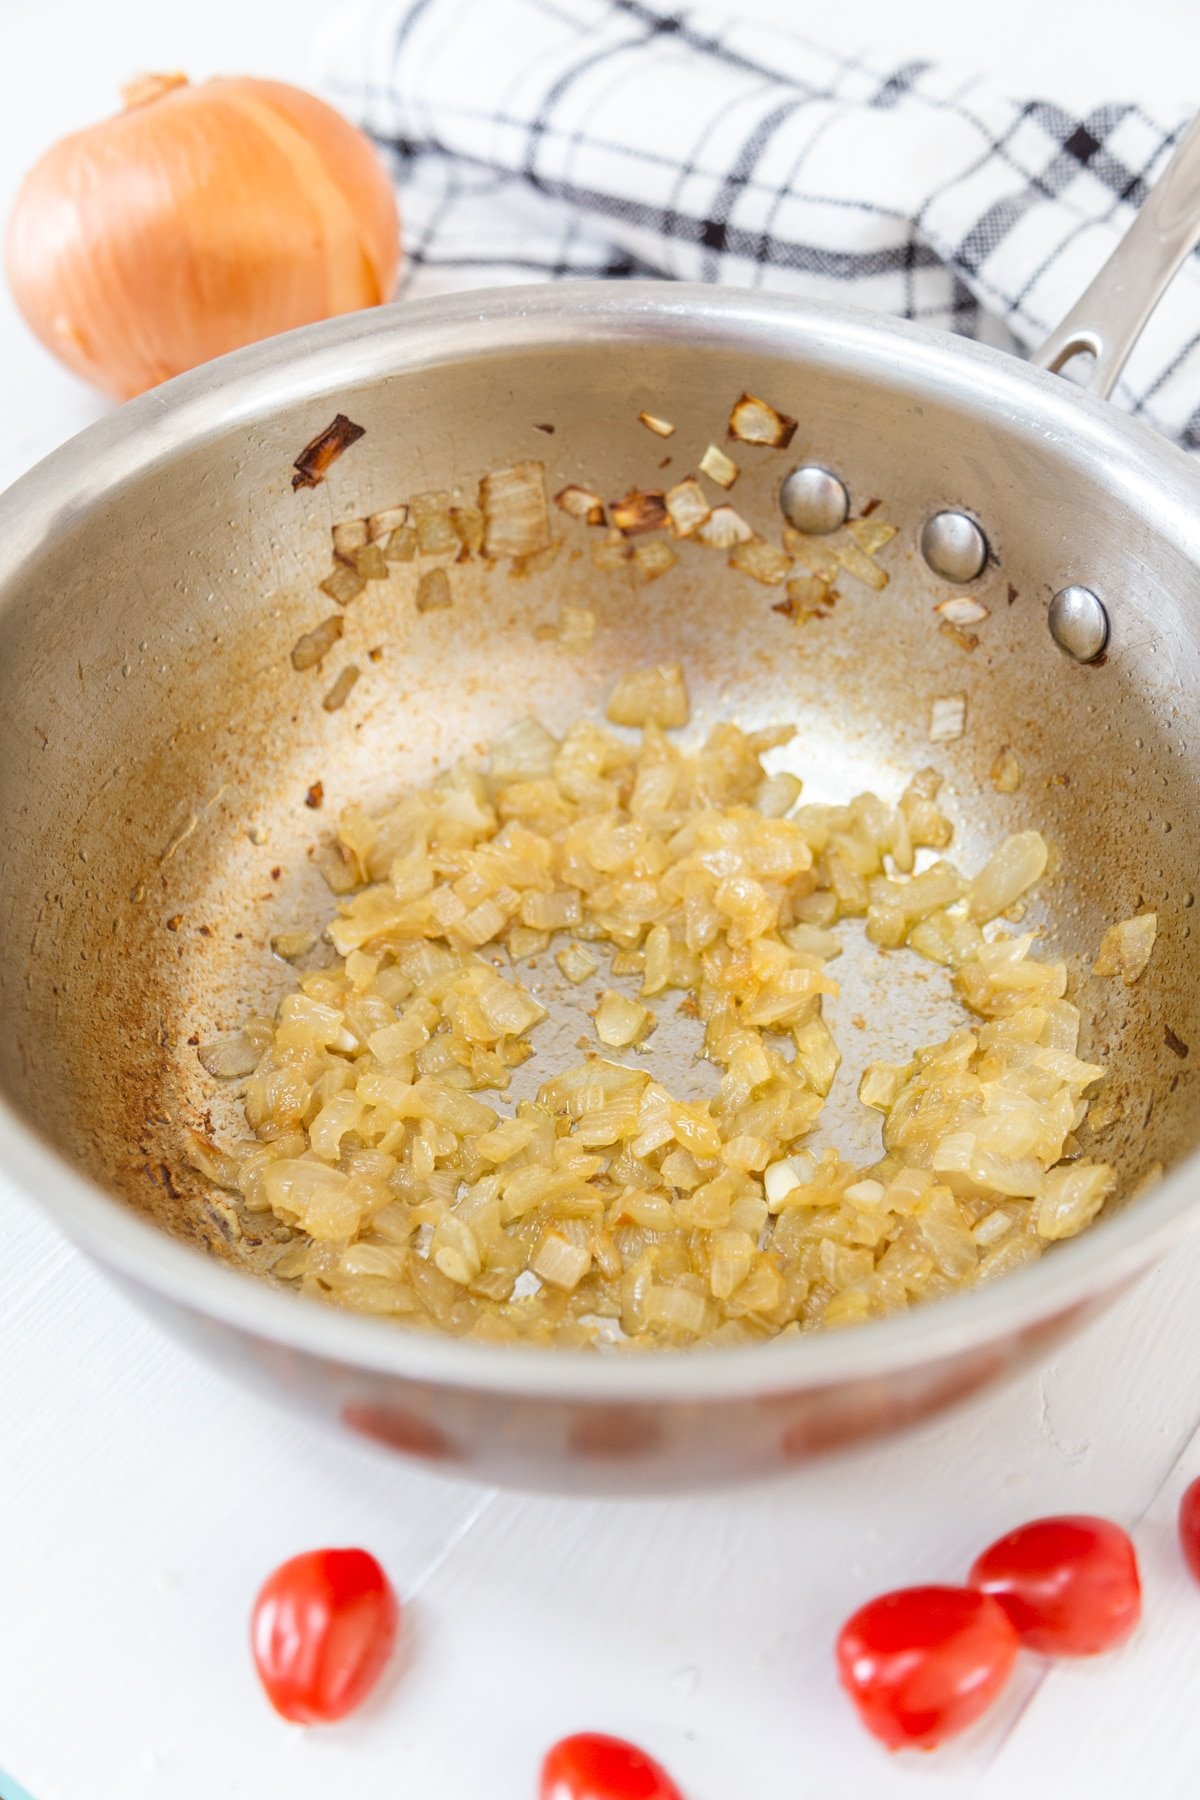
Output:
[4, 73, 402, 399]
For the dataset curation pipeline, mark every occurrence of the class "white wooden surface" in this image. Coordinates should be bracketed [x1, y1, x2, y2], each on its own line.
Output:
[2, 2, 1200, 1795]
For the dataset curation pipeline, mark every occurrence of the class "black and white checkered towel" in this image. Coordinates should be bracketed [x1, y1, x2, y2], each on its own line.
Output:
[315, 0, 1199, 448]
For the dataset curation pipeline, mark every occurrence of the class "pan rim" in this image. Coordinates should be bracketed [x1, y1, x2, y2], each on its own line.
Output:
[2, 278, 1199, 1404]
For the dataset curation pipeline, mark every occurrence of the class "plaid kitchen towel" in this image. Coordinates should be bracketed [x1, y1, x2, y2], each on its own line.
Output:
[314, 0, 1199, 447]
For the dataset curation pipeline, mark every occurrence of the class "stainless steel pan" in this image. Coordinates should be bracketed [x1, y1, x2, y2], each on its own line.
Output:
[2, 123, 1200, 1493]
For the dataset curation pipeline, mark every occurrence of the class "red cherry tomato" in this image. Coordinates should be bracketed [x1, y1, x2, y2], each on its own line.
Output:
[251, 1547, 399, 1723]
[540, 1732, 683, 1800]
[970, 1515, 1140, 1655]
[1179, 1477, 1200, 1583]
[836, 1585, 1018, 1750]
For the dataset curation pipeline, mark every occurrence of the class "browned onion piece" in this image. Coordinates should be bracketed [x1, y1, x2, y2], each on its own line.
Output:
[554, 484, 607, 527]
[610, 489, 668, 535]
[291, 414, 365, 490]
[291, 614, 344, 671]
[451, 505, 485, 558]
[322, 664, 361, 712]
[727, 393, 797, 448]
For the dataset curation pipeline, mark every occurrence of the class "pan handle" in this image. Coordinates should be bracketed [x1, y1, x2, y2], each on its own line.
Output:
[1032, 115, 1200, 398]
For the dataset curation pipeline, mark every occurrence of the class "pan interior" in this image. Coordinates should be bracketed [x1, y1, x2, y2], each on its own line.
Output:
[1, 306, 1197, 1309]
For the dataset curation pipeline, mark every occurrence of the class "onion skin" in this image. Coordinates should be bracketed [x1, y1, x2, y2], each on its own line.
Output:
[4, 75, 401, 399]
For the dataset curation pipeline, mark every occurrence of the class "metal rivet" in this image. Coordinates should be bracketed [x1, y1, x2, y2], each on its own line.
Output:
[1048, 585, 1109, 663]
[779, 466, 850, 535]
[920, 511, 989, 583]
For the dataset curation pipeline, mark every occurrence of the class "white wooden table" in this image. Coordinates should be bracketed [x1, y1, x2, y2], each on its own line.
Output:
[2, 2, 1199, 1794]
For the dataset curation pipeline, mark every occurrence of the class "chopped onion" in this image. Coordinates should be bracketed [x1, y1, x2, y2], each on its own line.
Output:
[786, 527, 888, 588]
[844, 1178, 886, 1207]
[383, 524, 418, 563]
[642, 1283, 709, 1335]
[859, 1061, 911, 1110]
[699, 443, 739, 488]
[610, 489, 668, 535]
[781, 574, 835, 620]
[508, 924, 549, 960]
[727, 392, 797, 448]
[291, 614, 343, 672]
[849, 518, 897, 556]
[967, 830, 1048, 922]
[271, 931, 316, 961]
[939, 621, 979, 653]
[595, 989, 655, 1047]
[554, 484, 606, 526]
[332, 518, 369, 562]
[1036, 1162, 1116, 1240]
[432, 1216, 482, 1285]
[533, 1230, 592, 1289]
[664, 477, 711, 537]
[784, 531, 840, 584]
[416, 567, 451, 612]
[510, 541, 562, 578]
[291, 414, 364, 490]
[556, 605, 596, 651]
[197, 1031, 260, 1079]
[322, 663, 360, 712]
[208, 678, 1112, 1348]
[489, 714, 558, 781]
[592, 531, 632, 570]
[1093, 913, 1157, 984]
[314, 839, 359, 893]
[351, 542, 388, 581]
[695, 505, 753, 548]
[319, 562, 366, 607]
[763, 1157, 803, 1206]
[1088, 1091, 1124, 1132]
[990, 746, 1022, 793]
[929, 694, 967, 742]
[632, 539, 678, 583]
[833, 538, 889, 590]
[479, 460, 551, 558]
[555, 944, 598, 984]
[451, 505, 485, 558]
[729, 537, 791, 585]
[638, 410, 675, 438]
[605, 663, 690, 729]
[367, 504, 408, 542]
[936, 596, 990, 626]
[412, 490, 458, 557]
[849, 514, 895, 554]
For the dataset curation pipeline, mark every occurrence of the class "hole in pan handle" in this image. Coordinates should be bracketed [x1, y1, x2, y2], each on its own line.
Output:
[1032, 114, 1200, 400]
